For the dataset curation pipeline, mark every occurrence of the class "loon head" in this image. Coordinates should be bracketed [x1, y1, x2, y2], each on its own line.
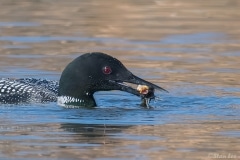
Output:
[58, 52, 166, 107]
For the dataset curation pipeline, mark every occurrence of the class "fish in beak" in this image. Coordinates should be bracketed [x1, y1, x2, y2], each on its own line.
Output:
[108, 73, 167, 107]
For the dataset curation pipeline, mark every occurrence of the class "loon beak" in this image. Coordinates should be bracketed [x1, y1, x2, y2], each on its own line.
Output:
[109, 74, 167, 98]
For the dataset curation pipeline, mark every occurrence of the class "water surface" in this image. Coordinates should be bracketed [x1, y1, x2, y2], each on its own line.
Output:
[0, 0, 239, 159]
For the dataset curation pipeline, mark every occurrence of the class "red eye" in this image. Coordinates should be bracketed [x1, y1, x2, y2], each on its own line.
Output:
[102, 66, 112, 75]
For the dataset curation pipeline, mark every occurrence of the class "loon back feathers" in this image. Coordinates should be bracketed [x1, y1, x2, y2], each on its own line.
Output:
[0, 78, 58, 104]
[17, 78, 59, 94]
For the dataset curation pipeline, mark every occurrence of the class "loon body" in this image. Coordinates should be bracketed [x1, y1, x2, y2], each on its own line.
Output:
[0, 52, 166, 107]
[0, 78, 58, 104]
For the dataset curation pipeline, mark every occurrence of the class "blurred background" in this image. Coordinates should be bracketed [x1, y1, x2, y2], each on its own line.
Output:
[0, 0, 239, 85]
[0, 0, 239, 160]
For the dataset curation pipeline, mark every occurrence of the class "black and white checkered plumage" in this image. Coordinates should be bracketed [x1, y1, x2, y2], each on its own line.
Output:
[0, 78, 58, 104]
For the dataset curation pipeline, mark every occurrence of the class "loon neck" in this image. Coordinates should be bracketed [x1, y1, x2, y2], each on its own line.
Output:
[58, 80, 97, 107]
[57, 94, 96, 108]
[58, 54, 100, 107]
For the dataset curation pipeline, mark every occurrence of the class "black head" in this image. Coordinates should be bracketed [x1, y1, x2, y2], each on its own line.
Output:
[58, 52, 166, 107]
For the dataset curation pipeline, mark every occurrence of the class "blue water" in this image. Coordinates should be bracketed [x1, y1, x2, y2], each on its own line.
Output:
[0, 69, 239, 126]
[0, 22, 40, 27]
[0, 32, 229, 44]
[0, 21, 239, 159]
[0, 30, 239, 126]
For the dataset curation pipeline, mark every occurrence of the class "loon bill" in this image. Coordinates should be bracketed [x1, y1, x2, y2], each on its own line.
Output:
[0, 52, 167, 107]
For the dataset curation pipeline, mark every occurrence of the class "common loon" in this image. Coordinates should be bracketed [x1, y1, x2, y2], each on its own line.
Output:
[0, 52, 166, 107]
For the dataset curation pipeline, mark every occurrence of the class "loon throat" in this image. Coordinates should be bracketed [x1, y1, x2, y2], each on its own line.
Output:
[57, 96, 96, 108]
[57, 96, 85, 107]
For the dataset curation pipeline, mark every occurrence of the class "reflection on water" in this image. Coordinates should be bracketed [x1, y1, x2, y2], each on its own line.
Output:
[0, 22, 40, 27]
[0, 0, 240, 159]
